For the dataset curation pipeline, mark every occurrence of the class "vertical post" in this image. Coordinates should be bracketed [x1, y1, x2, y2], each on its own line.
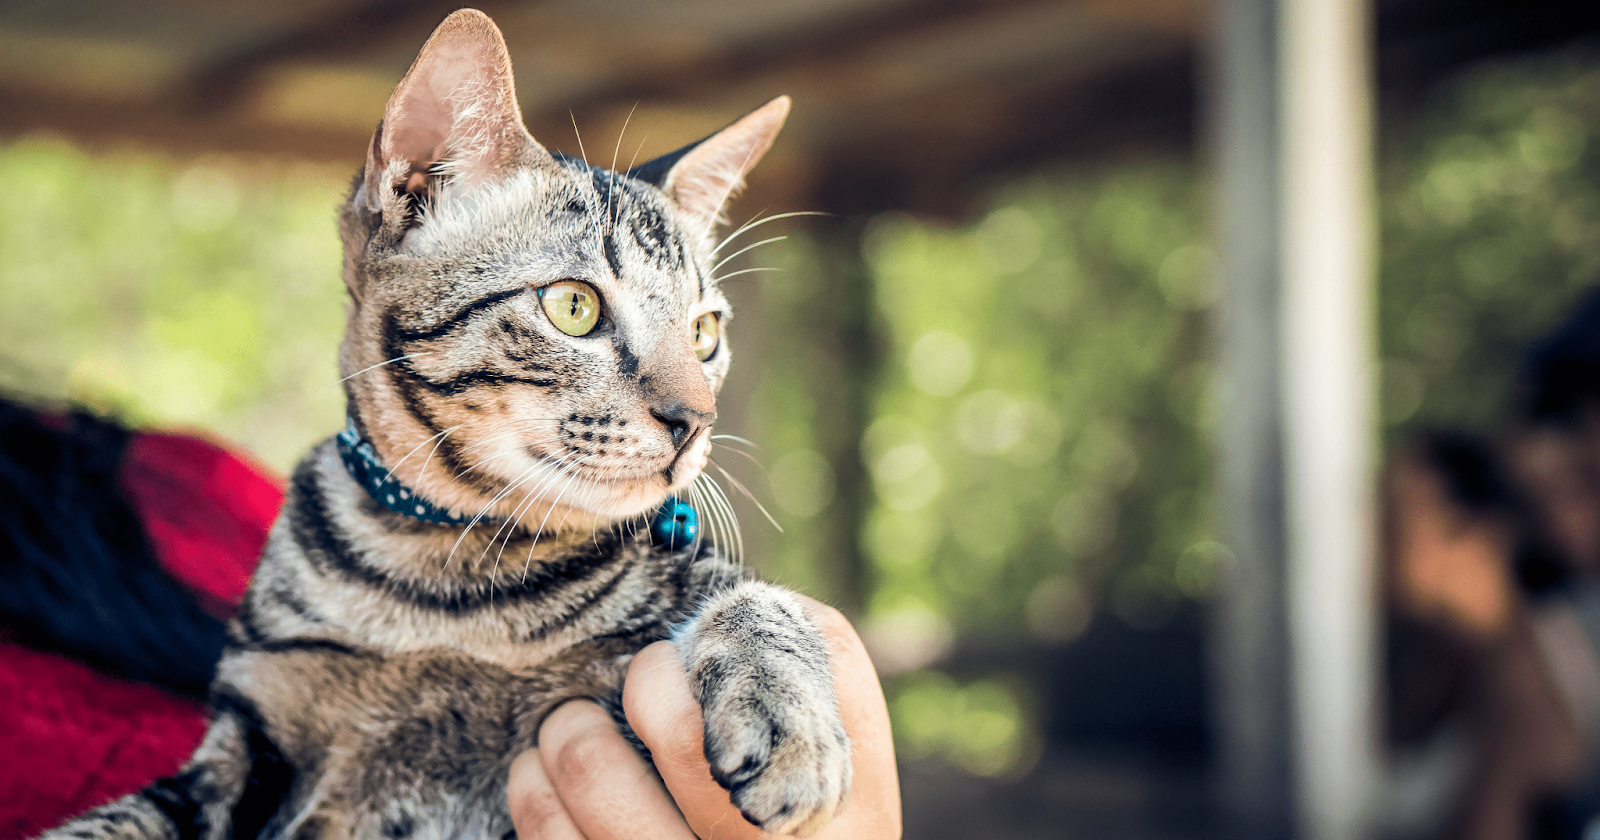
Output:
[1211, 0, 1293, 833]
[1281, 0, 1378, 838]
[1212, 0, 1377, 837]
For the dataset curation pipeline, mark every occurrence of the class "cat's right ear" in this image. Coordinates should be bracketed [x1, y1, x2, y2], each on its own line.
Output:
[354, 9, 546, 222]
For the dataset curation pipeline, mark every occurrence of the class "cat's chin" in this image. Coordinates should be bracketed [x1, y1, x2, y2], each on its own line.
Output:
[559, 433, 711, 521]
[556, 471, 704, 521]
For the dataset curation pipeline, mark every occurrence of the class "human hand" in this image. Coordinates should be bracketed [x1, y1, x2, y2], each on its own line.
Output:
[507, 595, 901, 839]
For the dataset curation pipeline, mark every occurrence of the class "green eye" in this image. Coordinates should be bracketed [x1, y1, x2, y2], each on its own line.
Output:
[691, 312, 721, 361]
[540, 280, 600, 336]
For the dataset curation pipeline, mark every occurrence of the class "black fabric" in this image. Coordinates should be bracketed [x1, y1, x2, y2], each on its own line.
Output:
[0, 399, 227, 696]
[1419, 430, 1516, 514]
[1517, 286, 1600, 426]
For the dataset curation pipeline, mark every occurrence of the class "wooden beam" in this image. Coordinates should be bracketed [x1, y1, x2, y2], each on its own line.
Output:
[169, 0, 501, 116]
[0, 85, 371, 162]
[803, 47, 1195, 218]
[539, 0, 1087, 128]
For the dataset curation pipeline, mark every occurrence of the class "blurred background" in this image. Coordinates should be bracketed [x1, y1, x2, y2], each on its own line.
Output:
[5, 0, 1600, 838]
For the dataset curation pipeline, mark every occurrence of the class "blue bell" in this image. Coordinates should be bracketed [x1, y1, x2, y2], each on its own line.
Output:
[651, 498, 699, 550]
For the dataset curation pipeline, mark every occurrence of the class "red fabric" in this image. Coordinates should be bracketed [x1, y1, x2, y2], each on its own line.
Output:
[0, 430, 283, 840]
[119, 432, 282, 616]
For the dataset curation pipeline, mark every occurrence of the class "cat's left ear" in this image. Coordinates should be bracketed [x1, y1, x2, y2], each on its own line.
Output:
[356, 9, 546, 218]
[630, 96, 790, 255]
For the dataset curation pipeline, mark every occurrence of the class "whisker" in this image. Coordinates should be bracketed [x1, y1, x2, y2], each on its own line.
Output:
[609, 101, 640, 233]
[460, 420, 561, 451]
[711, 267, 781, 284]
[710, 235, 787, 276]
[688, 480, 714, 559]
[710, 459, 782, 533]
[710, 483, 741, 567]
[569, 111, 590, 167]
[701, 474, 744, 566]
[413, 426, 461, 498]
[333, 353, 431, 387]
[579, 477, 605, 550]
[711, 210, 832, 258]
[558, 471, 606, 551]
[712, 443, 767, 473]
[535, 457, 591, 542]
[693, 474, 734, 566]
[623, 129, 653, 174]
[382, 425, 461, 483]
[444, 459, 551, 570]
[481, 461, 563, 562]
[488, 458, 583, 601]
[627, 507, 646, 547]
[710, 433, 761, 448]
[454, 435, 566, 478]
[487, 456, 583, 575]
[521, 457, 592, 579]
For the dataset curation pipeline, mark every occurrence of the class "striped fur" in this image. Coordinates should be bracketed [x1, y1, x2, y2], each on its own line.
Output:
[38, 10, 847, 840]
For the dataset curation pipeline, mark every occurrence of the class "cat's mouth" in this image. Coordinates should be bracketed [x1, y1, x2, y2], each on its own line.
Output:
[574, 434, 709, 491]
[499, 433, 709, 520]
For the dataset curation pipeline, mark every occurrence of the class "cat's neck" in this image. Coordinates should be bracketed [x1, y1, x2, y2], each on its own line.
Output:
[265, 440, 656, 666]
[337, 401, 620, 544]
[311, 438, 622, 584]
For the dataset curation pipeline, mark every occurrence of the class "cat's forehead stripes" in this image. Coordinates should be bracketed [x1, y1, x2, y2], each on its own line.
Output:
[557, 158, 706, 304]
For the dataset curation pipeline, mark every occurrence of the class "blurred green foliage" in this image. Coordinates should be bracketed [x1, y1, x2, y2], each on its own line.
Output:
[3, 50, 1599, 780]
[1380, 56, 1600, 436]
[856, 166, 1215, 639]
[750, 52, 1600, 777]
[746, 165, 1215, 777]
[0, 138, 349, 471]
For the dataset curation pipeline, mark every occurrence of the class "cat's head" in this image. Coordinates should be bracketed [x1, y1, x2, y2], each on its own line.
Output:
[336, 9, 787, 527]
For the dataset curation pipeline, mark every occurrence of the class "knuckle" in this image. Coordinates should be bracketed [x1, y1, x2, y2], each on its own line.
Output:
[802, 601, 861, 649]
[510, 786, 568, 832]
[550, 726, 618, 786]
[506, 760, 569, 833]
[805, 600, 847, 632]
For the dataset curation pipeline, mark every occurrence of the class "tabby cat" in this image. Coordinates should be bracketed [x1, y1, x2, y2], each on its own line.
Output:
[39, 9, 850, 840]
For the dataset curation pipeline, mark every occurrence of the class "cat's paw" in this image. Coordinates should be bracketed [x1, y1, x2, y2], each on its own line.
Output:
[677, 581, 853, 837]
[702, 687, 852, 837]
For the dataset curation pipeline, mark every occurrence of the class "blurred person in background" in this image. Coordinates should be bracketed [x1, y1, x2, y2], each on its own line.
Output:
[1386, 289, 1600, 840]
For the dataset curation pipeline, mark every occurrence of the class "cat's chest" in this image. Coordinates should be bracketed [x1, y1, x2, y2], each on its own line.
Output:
[310, 549, 674, 671]
[246, 492, 684, 672]
[218, 646, 618, 840]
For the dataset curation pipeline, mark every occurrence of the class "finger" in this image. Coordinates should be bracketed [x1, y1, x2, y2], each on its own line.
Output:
[537, 699, 698, 840]
[625, 597, 902, 839]
[507, 748, 587, 840]
[796, 595, 903, 839]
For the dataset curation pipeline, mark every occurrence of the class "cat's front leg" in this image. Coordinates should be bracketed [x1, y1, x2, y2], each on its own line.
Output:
[36, 702, 260, 840]
[674, 580, 852, 837]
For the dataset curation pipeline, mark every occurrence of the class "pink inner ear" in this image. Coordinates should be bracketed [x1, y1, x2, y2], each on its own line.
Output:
[376, 10, 530, 181]
[386, 48, 494, 171]
[663, 97, 789, 245]
[387, 89, 450, 170]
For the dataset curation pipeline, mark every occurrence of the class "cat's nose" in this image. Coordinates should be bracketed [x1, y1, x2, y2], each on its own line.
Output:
[650, 399, 715, 452]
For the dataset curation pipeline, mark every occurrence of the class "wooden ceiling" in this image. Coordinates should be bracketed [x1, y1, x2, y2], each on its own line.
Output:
[0, 0, 1193, 215]
[1, 0, 1596, 216]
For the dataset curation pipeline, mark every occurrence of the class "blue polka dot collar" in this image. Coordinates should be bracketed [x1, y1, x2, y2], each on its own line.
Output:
[335, 415, 701, 547]
[335, 416, 485, 526]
